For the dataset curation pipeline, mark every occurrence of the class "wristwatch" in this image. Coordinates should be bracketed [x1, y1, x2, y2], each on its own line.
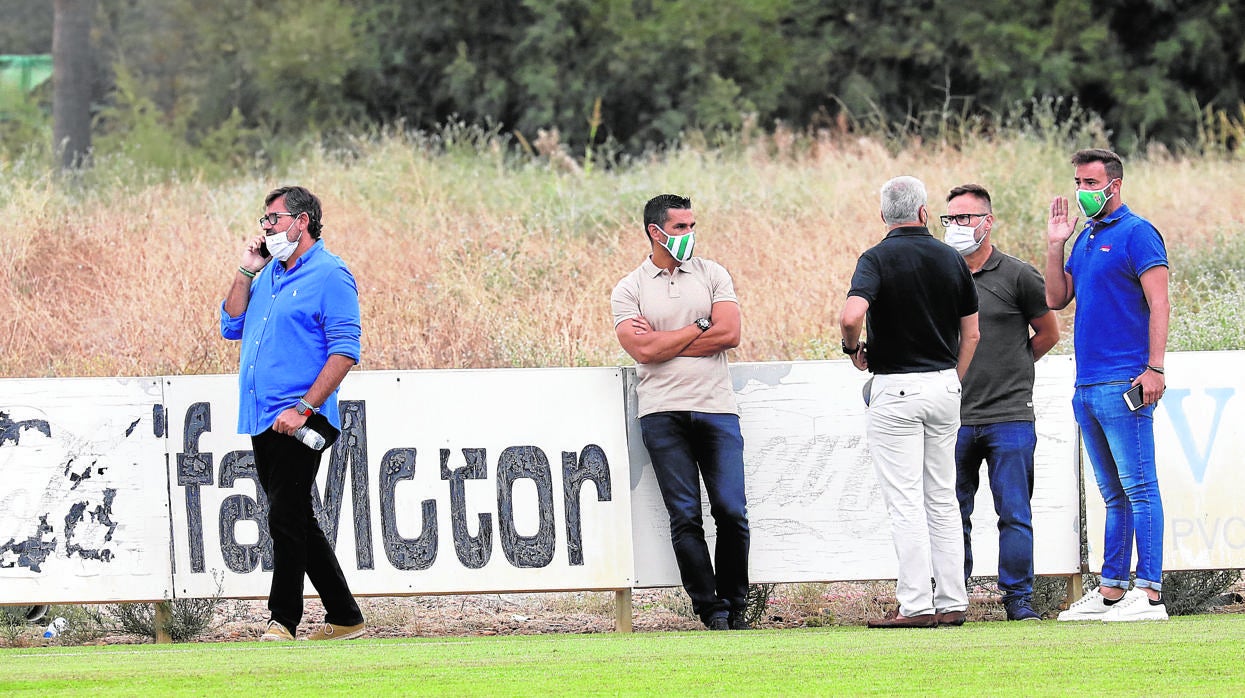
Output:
[695, 317, 712, 332]
[841, 339, 861, 355]
[295, 397, 317, 416]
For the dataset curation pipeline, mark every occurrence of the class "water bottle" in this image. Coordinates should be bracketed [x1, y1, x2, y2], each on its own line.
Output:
[293, 425, 326, 451]
[43, 617, 67, 638]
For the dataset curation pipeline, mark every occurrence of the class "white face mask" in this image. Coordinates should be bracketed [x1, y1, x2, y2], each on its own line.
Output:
[264, 219, 303, 262]
[656, 225, 695, 262]
[943, 218, 987, 256]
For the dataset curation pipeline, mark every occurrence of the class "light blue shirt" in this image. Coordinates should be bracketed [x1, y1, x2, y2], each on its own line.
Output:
[220, 240, 361, 435]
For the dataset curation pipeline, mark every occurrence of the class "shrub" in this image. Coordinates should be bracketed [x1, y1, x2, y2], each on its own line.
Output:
[742, 583, 775, 627]
[107, 597, 223, 643]
[1161, 569, 1243, 616]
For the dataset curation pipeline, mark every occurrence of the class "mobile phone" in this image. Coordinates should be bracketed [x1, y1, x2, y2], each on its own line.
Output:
[1123, 384, 1144, 411]
[258, 241, 270, 258]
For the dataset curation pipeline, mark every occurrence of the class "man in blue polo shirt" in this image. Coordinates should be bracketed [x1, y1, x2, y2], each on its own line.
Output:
[221, 185, 367, 641]
[1045, 149, 1170, 622]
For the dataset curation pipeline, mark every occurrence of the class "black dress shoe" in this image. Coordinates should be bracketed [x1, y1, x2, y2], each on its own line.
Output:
[867, 608, 938, 628]
[936, 610, 966, 627]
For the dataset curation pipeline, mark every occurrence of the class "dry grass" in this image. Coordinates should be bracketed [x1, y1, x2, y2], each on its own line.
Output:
[2, 131, 1243, 378]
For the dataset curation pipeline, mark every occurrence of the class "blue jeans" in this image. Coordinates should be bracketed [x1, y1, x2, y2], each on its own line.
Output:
[639, 411, 750, 622]
[1072, 383, 1164, 591]
[954, 421, 1036, 603]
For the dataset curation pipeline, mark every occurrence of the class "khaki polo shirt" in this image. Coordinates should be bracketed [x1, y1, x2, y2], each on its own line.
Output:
[611, 256, 739, 417]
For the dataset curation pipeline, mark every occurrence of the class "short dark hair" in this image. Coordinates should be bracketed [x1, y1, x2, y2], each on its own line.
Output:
[946, 183, 992, 211]
[265, 185, 323, 238]
[1071, 148, 1124, 180]
[643, 194, 692, 235]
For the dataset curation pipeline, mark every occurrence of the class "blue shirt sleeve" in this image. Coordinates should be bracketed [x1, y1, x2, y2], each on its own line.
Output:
[322, 266, 362, 362]
[220, 300, 245, 340]
[1128, 222, 1168, 277]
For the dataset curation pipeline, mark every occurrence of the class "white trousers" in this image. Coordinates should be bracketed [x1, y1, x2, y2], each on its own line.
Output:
[866, 369, 968, 617]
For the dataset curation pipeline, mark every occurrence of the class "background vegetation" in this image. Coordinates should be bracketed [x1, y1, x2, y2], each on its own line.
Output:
[2, 105, 1244, 378]
[4, 0, 1245, 168]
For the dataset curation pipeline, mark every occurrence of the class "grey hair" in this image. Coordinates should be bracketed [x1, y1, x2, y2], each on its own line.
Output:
[880, 176, 927, 225]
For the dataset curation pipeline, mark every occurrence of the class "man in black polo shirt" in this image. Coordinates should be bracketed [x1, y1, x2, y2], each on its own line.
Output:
[840, 175, 980, 628]
[941, 184, 1060, 622]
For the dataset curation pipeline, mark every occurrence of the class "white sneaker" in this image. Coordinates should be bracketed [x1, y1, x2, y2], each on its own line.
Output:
[1057, 588, 1123, 621]
[1103, 588, 1169, 622]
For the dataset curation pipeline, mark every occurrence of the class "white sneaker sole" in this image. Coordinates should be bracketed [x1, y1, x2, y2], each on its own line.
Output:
[1057, 613, 1109, 621]
[1103, 611, 1169, 622]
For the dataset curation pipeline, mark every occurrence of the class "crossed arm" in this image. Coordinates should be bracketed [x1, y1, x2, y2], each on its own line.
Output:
[615, 300, 741, 364]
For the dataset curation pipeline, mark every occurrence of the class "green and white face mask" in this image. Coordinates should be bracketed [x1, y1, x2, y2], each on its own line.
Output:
[1076, 179, 1118, 218]
[657, 225, 696, 262]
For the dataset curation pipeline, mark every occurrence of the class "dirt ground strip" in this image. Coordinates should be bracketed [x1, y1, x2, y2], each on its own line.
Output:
[7, 579, 1245, 646]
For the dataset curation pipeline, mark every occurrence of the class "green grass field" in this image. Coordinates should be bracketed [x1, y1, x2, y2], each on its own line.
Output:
[3, 615, 1242, 696]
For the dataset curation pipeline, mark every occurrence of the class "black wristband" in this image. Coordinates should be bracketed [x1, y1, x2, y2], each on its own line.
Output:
[842, 339, 861, 356]
[1147, 364, 1164, 375]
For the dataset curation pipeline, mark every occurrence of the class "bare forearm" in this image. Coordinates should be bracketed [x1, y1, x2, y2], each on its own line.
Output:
[223, 270, 254, 317]
[1045, 245, 1073, 309]
[1030, 333, 1057, 361]
[839, 297, 868, 347]
[1148, 299, 1169, 368]
[624, 326, 701, 364]
[680, 326, 739, 357]
[1029, 312, 1060, 361]
[304, 354, 357, 406]
[957, 314, 980, 381]
[957, 337, 978, 381]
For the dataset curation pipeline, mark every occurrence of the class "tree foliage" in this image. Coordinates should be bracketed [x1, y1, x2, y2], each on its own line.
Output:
[5, 0, 1245, 164]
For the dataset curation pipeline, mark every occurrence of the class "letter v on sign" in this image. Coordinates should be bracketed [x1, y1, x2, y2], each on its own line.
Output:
[1162, 388, 1234, 484]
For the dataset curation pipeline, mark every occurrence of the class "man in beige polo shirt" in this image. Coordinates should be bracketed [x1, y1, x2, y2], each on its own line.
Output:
[611, 193, 750, 631]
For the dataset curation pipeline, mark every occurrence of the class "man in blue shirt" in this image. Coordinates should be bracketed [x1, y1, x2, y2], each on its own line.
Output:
[1045, 149, 1170, 622]
[221, 185, 366, 641]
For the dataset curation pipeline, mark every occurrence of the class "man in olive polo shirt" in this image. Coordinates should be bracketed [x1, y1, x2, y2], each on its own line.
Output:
[611, 193, 749, 631]
[941, 184, 1059, 621]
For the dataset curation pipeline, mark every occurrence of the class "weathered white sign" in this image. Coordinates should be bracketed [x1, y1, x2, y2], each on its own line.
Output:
[1084, 350, 1245, 571]
[630, 358, 1082, 586]
[2, 353, 1237, 607]
[162, 368, 635, 599]
[0, 378, 172, 603]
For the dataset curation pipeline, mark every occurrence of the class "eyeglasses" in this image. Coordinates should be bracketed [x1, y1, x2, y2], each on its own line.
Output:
[258, 212, 298, 228]
[939, 213, 989, 227]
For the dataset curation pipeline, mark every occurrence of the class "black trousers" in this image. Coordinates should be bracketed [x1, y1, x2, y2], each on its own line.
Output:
[252, 429, 364, 632]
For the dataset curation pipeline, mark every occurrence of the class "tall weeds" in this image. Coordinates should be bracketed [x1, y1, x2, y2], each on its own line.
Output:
[1, 118, 1242, 378]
